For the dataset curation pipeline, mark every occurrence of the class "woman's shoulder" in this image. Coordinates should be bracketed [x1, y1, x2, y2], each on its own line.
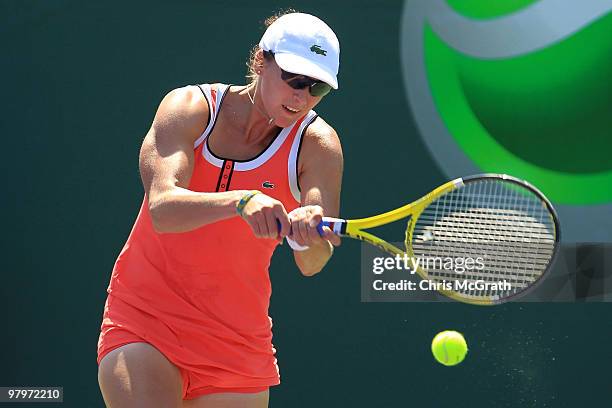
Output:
[303, 116, 339, 145]
[156, 85, 209, 123]
[151, 86, 210, 142]
[161, 85, 209, 112]
[301, 115, 343, 160]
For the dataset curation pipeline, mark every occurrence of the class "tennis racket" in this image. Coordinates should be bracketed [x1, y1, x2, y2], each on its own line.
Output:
[292, 174, 560, 305]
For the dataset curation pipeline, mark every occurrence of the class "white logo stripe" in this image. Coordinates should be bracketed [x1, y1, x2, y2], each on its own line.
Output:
[427, 0, 612, 58]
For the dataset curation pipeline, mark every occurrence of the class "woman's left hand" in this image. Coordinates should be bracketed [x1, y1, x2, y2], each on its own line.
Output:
[288, 205, 341, 248]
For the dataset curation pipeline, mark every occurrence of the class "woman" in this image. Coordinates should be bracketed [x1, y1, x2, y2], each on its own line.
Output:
[97, 11, 343, 408]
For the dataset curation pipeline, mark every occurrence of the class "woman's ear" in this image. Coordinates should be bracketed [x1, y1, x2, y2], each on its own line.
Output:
[254, 49, 265, 74]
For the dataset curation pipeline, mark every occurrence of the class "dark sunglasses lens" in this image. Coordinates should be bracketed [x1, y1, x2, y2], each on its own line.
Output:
[282, 69, 332, 97]
[309, 82, 332, 97]
[287, 77, 311, 90]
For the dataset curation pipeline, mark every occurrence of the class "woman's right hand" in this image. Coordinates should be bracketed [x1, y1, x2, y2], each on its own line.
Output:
[239, 192, 290, 240]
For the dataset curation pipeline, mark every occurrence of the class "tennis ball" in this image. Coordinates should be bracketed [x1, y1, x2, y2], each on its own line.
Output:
[431, 330, 468, 366]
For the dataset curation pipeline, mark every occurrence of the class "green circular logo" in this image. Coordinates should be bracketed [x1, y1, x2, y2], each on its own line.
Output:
[401, 0, 612, 240]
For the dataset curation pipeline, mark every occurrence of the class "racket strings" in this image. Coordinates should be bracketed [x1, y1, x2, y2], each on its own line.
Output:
[409, 179, 556, 302]
[411, 243, 553, 269]
[412, 220, 554, 245]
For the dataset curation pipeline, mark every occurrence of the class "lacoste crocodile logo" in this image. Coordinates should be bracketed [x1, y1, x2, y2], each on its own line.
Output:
[310, 45, 327, 56]
[262, 181, 275, 189]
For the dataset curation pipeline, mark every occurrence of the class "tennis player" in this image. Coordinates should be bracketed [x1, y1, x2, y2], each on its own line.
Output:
[97, 11, 343, 408]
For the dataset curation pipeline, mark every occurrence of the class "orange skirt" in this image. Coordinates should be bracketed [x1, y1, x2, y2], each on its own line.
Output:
[97, 295, 278, 400]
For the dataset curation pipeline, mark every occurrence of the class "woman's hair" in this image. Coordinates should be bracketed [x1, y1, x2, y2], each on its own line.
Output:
[246, 8, 297, 83]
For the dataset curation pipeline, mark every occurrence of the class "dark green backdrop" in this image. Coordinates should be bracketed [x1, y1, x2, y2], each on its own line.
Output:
[2, 1, 610, 407]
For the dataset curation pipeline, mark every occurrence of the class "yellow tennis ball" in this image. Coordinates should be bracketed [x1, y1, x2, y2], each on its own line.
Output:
[431, 330, 468, 366]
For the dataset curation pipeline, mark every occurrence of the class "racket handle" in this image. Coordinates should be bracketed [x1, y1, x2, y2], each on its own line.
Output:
[276, 219, 328, 251]
[276, 219, 329, 235]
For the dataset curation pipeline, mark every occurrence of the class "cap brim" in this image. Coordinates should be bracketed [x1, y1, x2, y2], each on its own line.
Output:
[274, 53, 338, 90]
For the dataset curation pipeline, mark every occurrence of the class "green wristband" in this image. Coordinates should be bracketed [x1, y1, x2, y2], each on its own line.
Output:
[236, 190, 261, 216]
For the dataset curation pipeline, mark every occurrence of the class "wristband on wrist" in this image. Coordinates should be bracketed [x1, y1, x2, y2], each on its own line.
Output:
[236, 190, 261, 216]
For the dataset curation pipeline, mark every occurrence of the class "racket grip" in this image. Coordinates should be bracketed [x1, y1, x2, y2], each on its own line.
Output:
[276, 220, 327, 235]
[277, 219, 327, 251]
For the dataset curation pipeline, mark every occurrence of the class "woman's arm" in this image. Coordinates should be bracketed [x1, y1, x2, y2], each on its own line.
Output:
[140, 86, 290, 236]
[291, 117, 343, 276]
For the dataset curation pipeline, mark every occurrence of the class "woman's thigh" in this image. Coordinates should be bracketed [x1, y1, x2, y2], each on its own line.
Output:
[182, 390, 269, 408]
[98, 342, 184, 408]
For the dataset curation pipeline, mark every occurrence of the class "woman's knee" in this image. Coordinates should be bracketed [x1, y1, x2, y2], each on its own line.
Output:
[98, 342, 183, 408]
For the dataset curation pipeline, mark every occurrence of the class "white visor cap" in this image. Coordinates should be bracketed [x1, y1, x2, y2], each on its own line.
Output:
[259, 13, 340, 89]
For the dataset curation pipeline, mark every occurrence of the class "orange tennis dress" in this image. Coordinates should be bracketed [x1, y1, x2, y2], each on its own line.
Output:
[97, 83, 318, 399]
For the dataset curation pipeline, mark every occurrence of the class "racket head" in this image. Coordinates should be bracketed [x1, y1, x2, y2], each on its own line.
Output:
[407, 174, 560, 305]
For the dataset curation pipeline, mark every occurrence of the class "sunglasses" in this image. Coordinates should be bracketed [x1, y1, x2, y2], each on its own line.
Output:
[264, 50, 332, 97]
[280, 69, 333, 97]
